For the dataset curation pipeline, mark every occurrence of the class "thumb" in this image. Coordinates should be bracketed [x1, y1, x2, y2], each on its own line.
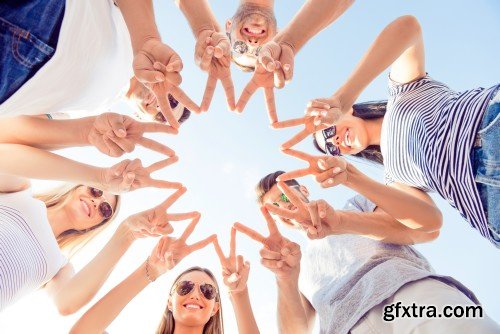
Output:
[109, 114, 127, 138]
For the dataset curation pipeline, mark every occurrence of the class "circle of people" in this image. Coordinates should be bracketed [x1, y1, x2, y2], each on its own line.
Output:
[0, 1, 498, 334]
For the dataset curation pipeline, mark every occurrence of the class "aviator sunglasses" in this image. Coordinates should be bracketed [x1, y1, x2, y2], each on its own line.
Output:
[226, 32, 262, 59]
[172, 280, 218, 301]
[322, 126, 341, 156]
[87, 187, 114, 219]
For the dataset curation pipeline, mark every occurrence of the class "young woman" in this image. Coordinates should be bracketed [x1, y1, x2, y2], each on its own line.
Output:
[70, 224, 259, 334]
[278, 16, 499, 247]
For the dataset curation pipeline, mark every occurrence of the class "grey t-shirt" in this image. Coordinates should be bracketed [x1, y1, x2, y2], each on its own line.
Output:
[298, 195, 478, 334]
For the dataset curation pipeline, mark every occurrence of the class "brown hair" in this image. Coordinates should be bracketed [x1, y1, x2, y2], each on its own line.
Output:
[35, 184, 120, 259]
[156, 267, 224, 334]
[255, 171, 299, 204]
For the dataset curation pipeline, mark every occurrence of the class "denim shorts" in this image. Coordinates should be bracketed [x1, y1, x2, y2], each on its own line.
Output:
[0, 0, 65, 104]
[472, 86, 500, 247]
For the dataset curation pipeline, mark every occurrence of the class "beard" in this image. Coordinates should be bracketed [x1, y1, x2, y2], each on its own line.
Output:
[231, 3, 277, 31]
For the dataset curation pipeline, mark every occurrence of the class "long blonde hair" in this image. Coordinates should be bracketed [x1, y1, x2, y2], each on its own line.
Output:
[35, 184, 120, 259]
[156, 267, 224, 334]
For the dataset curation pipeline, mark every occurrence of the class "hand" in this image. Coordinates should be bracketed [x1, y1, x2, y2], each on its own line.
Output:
[120, 187, 198, 241]
[234, 207, 301, 279]
[134, 39, 200, 129]
[153, 214, 215, 271]
[195, 30, 235, 112]
[101, 157, 182, 194]
[87, 113, 178, 157]
[212, 227, 250, 294]
[273, 116, 330, 150]
[304, 95, 350, 126]
[258, 40, 295, 88]
[235, 62, 280, 124]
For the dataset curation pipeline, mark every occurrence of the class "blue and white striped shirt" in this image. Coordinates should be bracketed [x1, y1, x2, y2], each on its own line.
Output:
[381, 75, 499, 242]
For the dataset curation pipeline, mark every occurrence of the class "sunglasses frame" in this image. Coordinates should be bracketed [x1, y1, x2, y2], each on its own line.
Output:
[322, 126, 341, 156]
[87, 187, 114, 219]
[171, 280, 219, 301]
[226, 32, 262, 58]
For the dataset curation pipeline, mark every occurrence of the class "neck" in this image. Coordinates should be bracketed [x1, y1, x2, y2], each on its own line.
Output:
[172, 324, 205, 334]
[241, 0, 274, 8]
[47, 206, 70, 239]
[365, 117, 384, 146]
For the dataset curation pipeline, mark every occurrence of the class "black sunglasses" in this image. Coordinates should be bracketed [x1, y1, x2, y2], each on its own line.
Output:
[322, 126, 341, 156]
[154, 94, 180, 123]
[87, 187, 114, 219]
[172, 280, 218, 301]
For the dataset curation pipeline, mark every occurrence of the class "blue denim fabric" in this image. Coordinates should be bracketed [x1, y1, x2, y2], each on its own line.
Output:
[0, 0, 65, 104]
[472, 87, 500, 246]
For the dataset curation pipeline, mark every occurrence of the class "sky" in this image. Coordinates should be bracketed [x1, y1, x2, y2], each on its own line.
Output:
[0, 0, 499, 333]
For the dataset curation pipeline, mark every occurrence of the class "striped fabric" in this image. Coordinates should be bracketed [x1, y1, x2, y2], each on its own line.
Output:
[381, 75, 499, 242]
[0, 190, 65, 312]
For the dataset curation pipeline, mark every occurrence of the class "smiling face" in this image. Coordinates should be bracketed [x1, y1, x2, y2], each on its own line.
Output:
[168, 270, 220, 329]
[314, 114, 370, 155]
[63, 186, 118, 232]
[261, 184, 309, 229]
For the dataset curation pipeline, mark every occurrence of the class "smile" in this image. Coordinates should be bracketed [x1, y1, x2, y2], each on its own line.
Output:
[183, 303, 203, 310]
[80, 199, 91, 217]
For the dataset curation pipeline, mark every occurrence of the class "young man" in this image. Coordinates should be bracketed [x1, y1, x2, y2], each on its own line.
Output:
[236, 171, 499, 334]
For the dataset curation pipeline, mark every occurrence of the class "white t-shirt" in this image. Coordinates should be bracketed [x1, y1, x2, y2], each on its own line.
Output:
[0, 188, 66, 312]
[0, 0, 133, 118]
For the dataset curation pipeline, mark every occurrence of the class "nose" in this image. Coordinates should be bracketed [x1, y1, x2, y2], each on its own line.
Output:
[246, 38, 259, 46]
[188, 286, 201, 300]
[333, 135, 341, 147]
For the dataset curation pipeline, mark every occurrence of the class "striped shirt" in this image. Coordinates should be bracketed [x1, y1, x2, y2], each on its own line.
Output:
[0, 189, 66, 312]
[381, 75, 499, 243]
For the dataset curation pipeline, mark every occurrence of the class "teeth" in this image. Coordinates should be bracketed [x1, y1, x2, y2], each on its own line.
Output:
[185, 304, 201, 309]
[344, 130, 351, 147]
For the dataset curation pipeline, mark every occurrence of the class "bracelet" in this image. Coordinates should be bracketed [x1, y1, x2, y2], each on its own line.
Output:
[145, 256, 156, 283]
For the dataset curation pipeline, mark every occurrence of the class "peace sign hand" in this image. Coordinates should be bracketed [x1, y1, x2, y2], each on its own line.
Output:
[234, 208, 301, 280]
[195, 30, 235, 112]
[304, 95, 349, 126]
[212, 227, 250, 293]
[273, 116, 330, 150]
[88, 113, 178, 157]
[154, 214, 216, 271]
[100, 157, 182, 194]
[235, 62, 280, 125]
[258, 40, 295, 88]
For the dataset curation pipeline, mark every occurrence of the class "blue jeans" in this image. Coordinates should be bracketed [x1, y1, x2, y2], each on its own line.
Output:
[0, 0, 65, 104]
[472, 86, 500, 247]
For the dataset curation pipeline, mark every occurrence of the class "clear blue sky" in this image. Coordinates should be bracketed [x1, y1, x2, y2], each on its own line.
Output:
[0, 1, 498, 333]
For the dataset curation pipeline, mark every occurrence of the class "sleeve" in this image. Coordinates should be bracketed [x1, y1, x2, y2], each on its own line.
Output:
[342, 195, 377, 213]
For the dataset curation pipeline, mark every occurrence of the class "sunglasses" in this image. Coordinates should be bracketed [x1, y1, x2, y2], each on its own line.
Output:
[322, 126, 341, 156]
[172, 280, 218, 301]
[87, 187, 114, 219]
[154, 94, 181, 123]
[226, 32, 261, 58]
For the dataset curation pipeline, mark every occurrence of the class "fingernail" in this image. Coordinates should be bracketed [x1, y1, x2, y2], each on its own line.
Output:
[333, 167, 341, 174]
[166, 65, 173, 71]
[118, 129, 126, 136]
[127, 172, 135, 179]
[321, 111, 327, 117]
[207, 47, 213, 55]
[155, 73, 164, 81]
[328, 179, 334, 184]
[284, 64, 290, 71]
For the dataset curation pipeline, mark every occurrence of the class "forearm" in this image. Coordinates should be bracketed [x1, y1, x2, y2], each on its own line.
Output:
[344, 164, 442, 232]
[70, 261, 151, 334]
[276, 278, 310, 334]
[115, 0, 161, 53]
[176, 0, 220, 37]
[51, 227, 133, 314]
[335, 16, 423, 106]
[274, 0, 353, 52]
[0, 144, 103, 186]
[0, 116, 92, 150]
[229, 288, 260, 334]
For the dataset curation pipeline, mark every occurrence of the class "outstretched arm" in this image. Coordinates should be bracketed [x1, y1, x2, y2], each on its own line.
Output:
[175, 0, 220, 36]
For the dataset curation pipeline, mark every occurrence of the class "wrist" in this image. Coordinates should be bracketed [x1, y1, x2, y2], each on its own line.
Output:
[228, 286, 248, 298]
[276, 275, 299, 290]
[195, 25, 218, 39]
[343, 162, 359, 188]
[274, 33, 297, 54]
[144, 256, 161, 283]
[77, 117, 95, 146]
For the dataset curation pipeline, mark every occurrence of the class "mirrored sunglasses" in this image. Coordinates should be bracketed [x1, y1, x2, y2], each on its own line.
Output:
[87, 187, 114, 219]
[173, 280, 218, 300]
[322, 126, 341, 156]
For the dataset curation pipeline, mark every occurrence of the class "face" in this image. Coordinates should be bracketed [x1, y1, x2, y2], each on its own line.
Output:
[168, 271, 220, 328]
[262, 183, 309, 229]
[314, 114, 370, 155]
[226, 4, 277, 69]
[125, 77, 186, 124]
[63, 186, 118, 232]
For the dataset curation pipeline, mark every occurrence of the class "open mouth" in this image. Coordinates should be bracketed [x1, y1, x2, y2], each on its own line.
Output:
[242, 27, 266, 37]
[183, 303, 203, 310]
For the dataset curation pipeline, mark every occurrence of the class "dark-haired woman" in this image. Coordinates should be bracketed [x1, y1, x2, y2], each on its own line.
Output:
[280, 16, 499, 247]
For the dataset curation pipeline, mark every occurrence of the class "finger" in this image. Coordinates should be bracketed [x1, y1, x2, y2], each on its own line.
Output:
[282, 62, 293, 84]
[229, 226, 236, 261]
[147, 178, 183, 189]
[159, 186, 187, 209]
[264, 87, 277, 124]
[233, 222, 266, 244]
[154, 223, 173, 235]
[307, 202, 320, 234]
[188, 235, 216, 253]
[103, 135, 125, 157]
[152, 84, 180, 129]
[200, 46, 214, 72]
[319, 177, 343, 188]
[273, 67, 285, 89]
[110, 136, 136, 154]
[146, 156, 179, 173]
[265, 202, 296, 220]
[236, 255, 244, 272]
[108, 114, 127, 138]
[307, 99, 331, 110]
[271, 117, 305, 129]
[220, 74, 236, 111]
[119, 172, 135, 192]
[281, 129, 310, 150]
[317, 156, 345, 171]
[235, 80, 258, 113]
[179, 214, 201, 242]
[166, 58, 183, 73]
[260, 258, 282, 269]
[156, 236, 167, 259]
[135, 69, 164, 84]
[281, 148, 315, 163]
[277, 181, 308, 212]
[139, 137, 175, 156]
[201, 75, 217, 112]
[276, 168, 311, 182]
[165, 211, 200, 221]
[140, 121, 178, 135]
[260, 206, 279, 236]
[258, 51, 276, 72]
[260, 247, 282, 260]
[212, 236, 228, 265]
[170, 85, 201, 114]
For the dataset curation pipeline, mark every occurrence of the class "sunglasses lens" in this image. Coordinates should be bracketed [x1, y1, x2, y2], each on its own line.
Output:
[280, 193, 290, 203]
[177, 281, 195, 296]
[168, 94, 179, 109]
[99, 202, 113, 219]
[89, 187, 103, 198]
[154, 112, 166, 123]
[200, 283, 216, 300]
[233, 40, 248, 54]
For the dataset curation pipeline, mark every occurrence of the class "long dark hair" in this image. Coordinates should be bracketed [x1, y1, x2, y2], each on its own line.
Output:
[156, 267, 224, 334]
[312, 100, 387, 164]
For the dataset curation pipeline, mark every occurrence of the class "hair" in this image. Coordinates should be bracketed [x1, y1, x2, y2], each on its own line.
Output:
[255, 171, 299, 204]
[312, 100, 387, 165]
[156, 267, 224, 334]
[35, 184, 120, 259]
